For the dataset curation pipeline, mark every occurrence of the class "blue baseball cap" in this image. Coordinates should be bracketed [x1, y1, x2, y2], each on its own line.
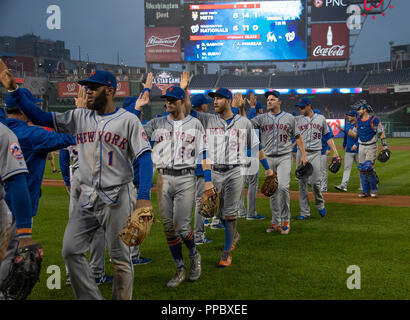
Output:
[78, 70, 117, 89]
[160, 86, 185, 100]
[191, 94, 212, 108]
[296, 97, 312, 107]
[264, 90, 281, 99]
[313, 108, 321, 114]
[346, 110, 358, 117]
[208, 88, 232, 100]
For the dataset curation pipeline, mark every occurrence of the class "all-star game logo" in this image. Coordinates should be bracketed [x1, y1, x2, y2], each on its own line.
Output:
[362, 0, 394, 20]
[153, 71, 180, 92]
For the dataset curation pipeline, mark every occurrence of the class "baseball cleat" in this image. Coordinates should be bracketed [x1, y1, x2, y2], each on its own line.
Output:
[321, 188, 327, 193]
[358, 193, 370, 198]
[132, 257, 152, 265]
[189, 253, 201, 281]
[334, 185, 347, 192]
[281, 221, 290, 234]
[204, 219, 211, 227]
[65, 277, 71, 286]
[370, 192, 377, 198]
[318, 208, 327, 217]
[246, 214, 265, 220]
[195, 237, 212, 245]
[218, 251, 232, 268]
[95, 274, 113, 285]
[237, 212, 247, 218]
[210, 221, 225, 229]
[230, 232, 240, 251]
[296, 215, 309, 220]
[266, 224, 281, 233]
[167, 267, 186, 288]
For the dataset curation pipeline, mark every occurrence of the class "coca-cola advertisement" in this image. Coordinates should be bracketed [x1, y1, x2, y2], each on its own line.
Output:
[145, 27, 181, 62]
[310, 23, 349, 60]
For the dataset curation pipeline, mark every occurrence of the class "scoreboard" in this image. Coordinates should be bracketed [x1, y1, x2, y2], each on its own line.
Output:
[184, 0, 307, 62]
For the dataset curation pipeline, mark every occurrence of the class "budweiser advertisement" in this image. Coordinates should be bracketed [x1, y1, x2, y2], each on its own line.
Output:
[145, 27, 181, 62]
[311, 23, 349, 60]
[58, 82, 80, 97]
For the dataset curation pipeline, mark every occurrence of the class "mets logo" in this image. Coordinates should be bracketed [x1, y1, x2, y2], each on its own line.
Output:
[9, 143, 24, 160]
[90, 71, 96, 77]
[141, 129, 149, 143]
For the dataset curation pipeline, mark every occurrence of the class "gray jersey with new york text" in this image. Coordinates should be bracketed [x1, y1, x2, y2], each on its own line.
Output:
[144, 115, 207, 170]
[0, 123, 28, 200]
[295, 114, 329, 151]
[195, 113, 259, 165]
[251, 111, 300, 156]
[52, 108, 151, 204]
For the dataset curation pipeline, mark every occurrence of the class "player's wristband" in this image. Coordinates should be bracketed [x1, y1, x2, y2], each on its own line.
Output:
[260, 158, 270, 171]
[203, 169, 212, 182]
[141, 88, 151, 94]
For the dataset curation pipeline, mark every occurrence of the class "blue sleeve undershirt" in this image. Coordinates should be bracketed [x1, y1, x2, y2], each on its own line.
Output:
[59, 149, 71, 186]
[5, 173, 33, 236]
[136, 150, 153, 200]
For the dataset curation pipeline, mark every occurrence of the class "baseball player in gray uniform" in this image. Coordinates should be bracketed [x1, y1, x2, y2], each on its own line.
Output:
[7, 70, 153, 300]
[190, 94, 213, 245]
[61, 145, 111, 285]
[294, 98, 340, 219]
[250, 90, 308, 234]
[0, 121, 43, 299]
[188, 88, 274, 267]
[143, 85, 212, 288]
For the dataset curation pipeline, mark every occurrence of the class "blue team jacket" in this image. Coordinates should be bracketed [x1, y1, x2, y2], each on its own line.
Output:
[7, 118, 75, 216]
[343, 122, 359, 153]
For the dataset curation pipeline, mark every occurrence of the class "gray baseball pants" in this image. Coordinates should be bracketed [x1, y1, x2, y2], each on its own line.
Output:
[297, 150, 325, 217]
[267, 153, 292, 225]
[62, 182, 135, 300]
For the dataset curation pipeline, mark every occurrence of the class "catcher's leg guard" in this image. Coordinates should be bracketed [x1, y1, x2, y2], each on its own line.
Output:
[358, 162, 372, 195]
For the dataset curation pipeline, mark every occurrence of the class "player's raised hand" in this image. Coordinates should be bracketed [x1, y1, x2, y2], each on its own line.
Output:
[143, 72, 154, 90]
[246, 93, 257, 108]
[74, 85, 87, 108]
[134, 90, 150, 110]
[232, 92, 245, 109]
[0, 58, 17, 91]
[180, 71, 190, 91]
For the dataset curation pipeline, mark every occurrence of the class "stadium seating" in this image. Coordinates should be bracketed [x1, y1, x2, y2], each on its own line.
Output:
[324, 70, 367, 87]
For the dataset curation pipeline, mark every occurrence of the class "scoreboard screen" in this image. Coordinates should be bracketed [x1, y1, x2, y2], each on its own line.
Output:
[184, 0, 307, 62]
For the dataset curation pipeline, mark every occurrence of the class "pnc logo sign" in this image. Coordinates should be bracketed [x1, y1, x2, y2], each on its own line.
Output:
[314, 0, 347, 8]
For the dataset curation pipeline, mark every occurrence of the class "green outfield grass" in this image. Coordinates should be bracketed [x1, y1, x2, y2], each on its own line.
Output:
[29, 186, 410, 300]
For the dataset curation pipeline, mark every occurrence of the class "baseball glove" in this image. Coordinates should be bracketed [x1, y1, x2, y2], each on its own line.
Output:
[328, 157, 342, 174]
[0, 242, 43, 300]
[377, 148, 391, 163]
[120, 207, 154, 246]
[295, 162, 314, 179]
[199, 187, 220, 219]
[261, 171, 278, 197]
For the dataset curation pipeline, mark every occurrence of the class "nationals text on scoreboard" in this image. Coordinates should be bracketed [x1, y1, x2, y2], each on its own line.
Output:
[184, 0, 307, 62]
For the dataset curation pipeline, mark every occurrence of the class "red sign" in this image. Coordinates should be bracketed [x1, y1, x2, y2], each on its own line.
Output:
[115, 81, 130, 97]
[311, 23, 349, 60]
[369, 86, 387, 94]
[58, 82, 80, 97]
[145, 27, 181, 62]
